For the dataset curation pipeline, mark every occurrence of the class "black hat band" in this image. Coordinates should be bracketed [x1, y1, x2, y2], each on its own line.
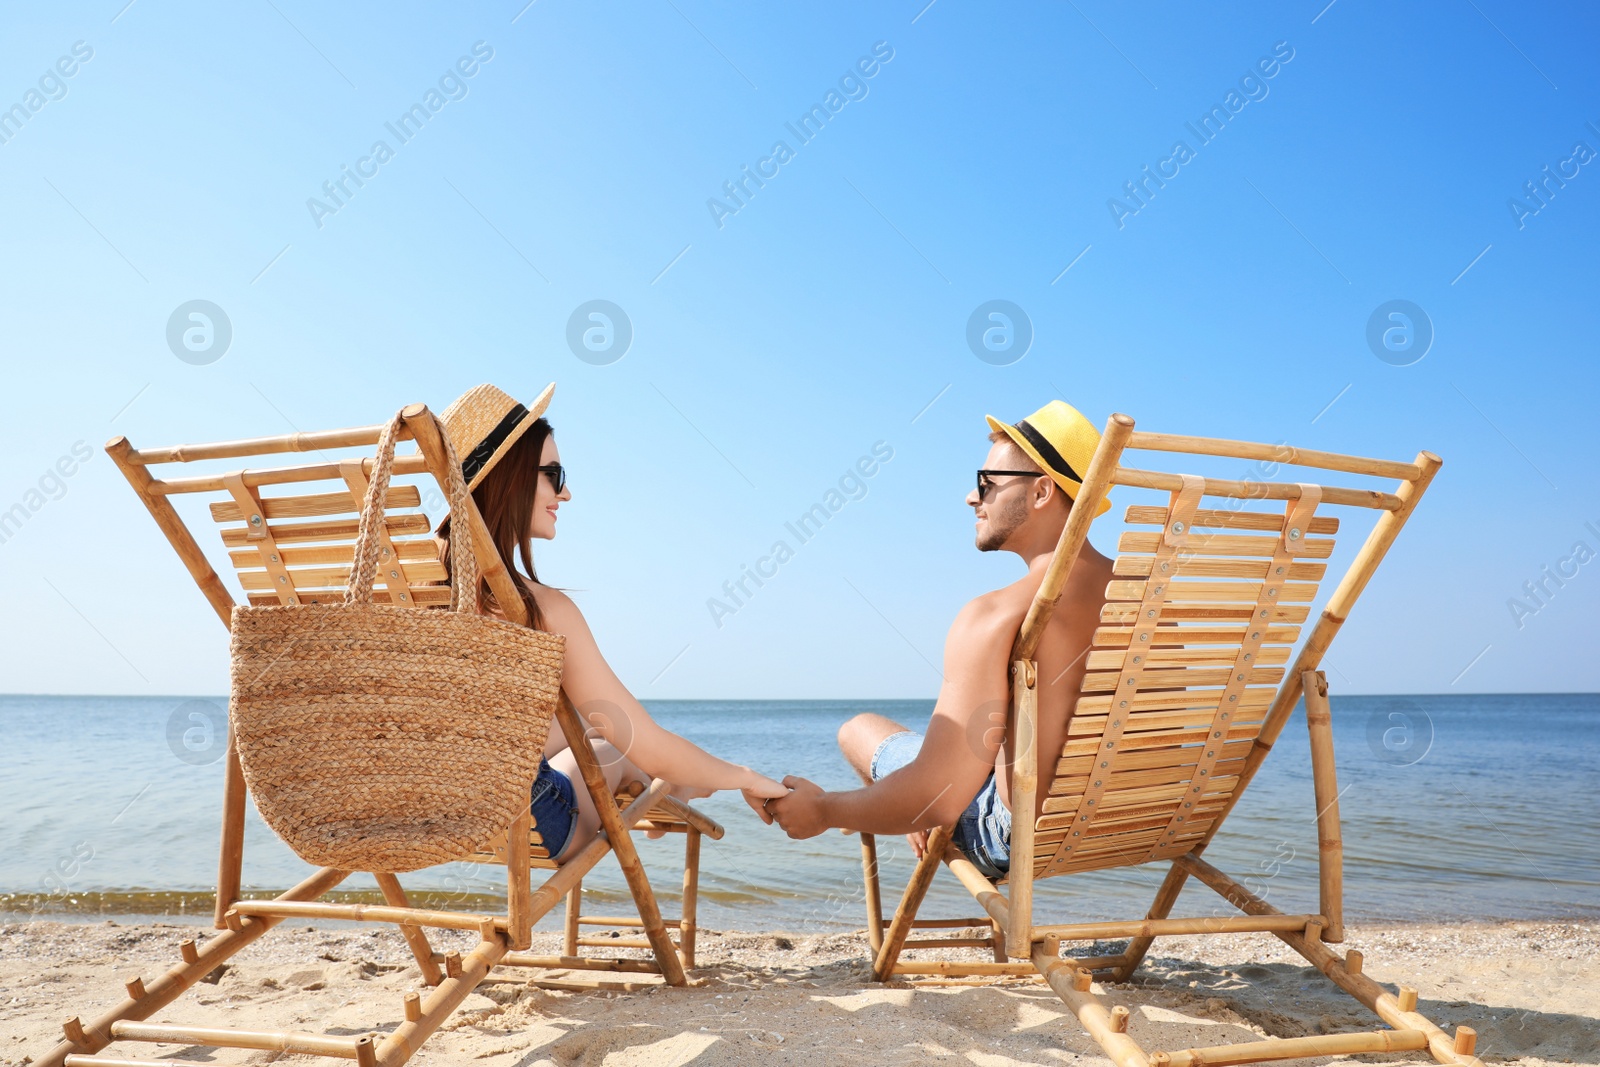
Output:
[460, 403, 528, 485]
[1014, 418, 1085, 486]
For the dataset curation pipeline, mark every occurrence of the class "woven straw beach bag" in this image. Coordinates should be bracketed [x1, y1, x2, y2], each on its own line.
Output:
[228, 409, 564, 873]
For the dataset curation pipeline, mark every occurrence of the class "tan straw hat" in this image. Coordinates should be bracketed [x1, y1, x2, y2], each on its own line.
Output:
[439, 383, 555, 491]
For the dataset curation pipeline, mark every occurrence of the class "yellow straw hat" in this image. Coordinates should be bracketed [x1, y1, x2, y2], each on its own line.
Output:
[985, 400, 1111, 517]
[439, 383, 555, 491]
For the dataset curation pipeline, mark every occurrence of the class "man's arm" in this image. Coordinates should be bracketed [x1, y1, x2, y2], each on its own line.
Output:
[771, 593, 1017, 838]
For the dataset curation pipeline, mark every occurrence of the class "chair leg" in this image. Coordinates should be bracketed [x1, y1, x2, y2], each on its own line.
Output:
[375, 932, 511, 1066]
[872, 824, 952, 981]
[990, 918, 1008, 962]
[212, 735, 248, 929]
[1113, 860, 1190, 982]
[1177, 852, 1486, 1067]
[504, 808, 534, 951]
[1303, 669, 1346, 942]
[374, 874, 442, 986]
[1033, 944, 1152, 1067]
[33, 867, 348, 1067]
[1278, 930, 1485, 1066]
[563, 881, 582, 957]
[860, 833, 885, 957]
[556, 695, 688, 986]
[680, 827, 701, 970]
[602, 800, 687, 985]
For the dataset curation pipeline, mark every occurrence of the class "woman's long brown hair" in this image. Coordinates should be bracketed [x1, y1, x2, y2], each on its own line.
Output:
[437, 418, 552, 631]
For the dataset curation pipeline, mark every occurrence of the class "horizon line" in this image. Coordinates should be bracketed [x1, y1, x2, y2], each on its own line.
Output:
[3, 691, 1599, 701]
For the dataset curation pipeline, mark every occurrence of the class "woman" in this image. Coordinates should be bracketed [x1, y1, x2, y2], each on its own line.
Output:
[436, 383, 787, 863]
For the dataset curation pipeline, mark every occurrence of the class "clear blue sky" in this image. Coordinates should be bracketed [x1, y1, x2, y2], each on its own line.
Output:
[1, 1, 1595, 698]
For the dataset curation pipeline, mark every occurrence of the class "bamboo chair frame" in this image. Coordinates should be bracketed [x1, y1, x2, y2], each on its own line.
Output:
[861, 414, 1486, 1067]
[40, 404, 723, 1067]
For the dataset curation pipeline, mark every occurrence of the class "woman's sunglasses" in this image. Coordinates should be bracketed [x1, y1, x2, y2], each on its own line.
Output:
[975, 469, 1044, 502]
[538, 464, 566, 494]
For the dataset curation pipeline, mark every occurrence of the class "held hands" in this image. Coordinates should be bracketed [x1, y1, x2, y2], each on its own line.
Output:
[741, 770, 789, 825]
[736, 771, 838, 840]
[766, 775, 830, 839]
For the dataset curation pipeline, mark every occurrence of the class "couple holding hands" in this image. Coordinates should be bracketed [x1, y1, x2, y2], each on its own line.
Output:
[439, 382, 1109, 881]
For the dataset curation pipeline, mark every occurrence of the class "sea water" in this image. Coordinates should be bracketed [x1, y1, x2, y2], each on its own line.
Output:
[2, 694, 1596, 932]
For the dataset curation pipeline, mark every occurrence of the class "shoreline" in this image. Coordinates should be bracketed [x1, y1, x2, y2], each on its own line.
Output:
[9, 895, 1600, 930]
[9, 906, 1600, 927]
[3, 917, 1594, 1065]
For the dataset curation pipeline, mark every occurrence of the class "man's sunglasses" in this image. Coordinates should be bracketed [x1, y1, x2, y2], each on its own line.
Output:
[538, 463, 566, 494]
[975, 469, 1044, 502]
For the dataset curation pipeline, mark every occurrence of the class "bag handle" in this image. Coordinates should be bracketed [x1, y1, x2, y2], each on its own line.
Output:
[347, 410, 479, 614]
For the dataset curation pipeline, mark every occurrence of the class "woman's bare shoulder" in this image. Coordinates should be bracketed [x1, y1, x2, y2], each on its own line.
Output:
[528, 583, 586, 631]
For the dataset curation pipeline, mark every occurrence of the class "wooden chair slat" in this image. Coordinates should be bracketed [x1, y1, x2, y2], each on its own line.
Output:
[1038, 803, 1229, 842]
[1100, 604, 1310, 625]
[1092, 624, 1301, 645]
[1123, 504, 1339, 534]
[236, 561, 446, 591]
[1067, 705, 1270, 739]
[1113, 555, 1328, 580]
[1035, 821, 1201, 853]
[1085, 645, 1291, 670]
[1058, 721, 1263, 759]
[1105, 579, 1320, 603]
[1036, 800, 1231, 843]
[1036, 835, 1209, 872]
[210, 485, 422, 523]
[1123, 430, 1423, 479]
[1053, 738, 1254, 780]
[129, 423, 393, 465]
[219, 514, 431, 547]
[1035, 840, 1201, 876]
[1073, 685, 1276, 718]
[1118, 531, 1335, 558]
[1081, 666, 1285, 693]
[247, 586, 452, 607]
[228, 538, 438, 569]
[1095, 772, 1246, 810]
[1112, 467, 1400, 510]
[1036, 775, 1243, 825]
[1043, 761, 1248, 809]
[464, 847, 553, 863]
[1073, 803, 1229, 840]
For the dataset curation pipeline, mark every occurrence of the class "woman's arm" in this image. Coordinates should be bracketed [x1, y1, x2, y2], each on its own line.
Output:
[534, 586, 785, 798]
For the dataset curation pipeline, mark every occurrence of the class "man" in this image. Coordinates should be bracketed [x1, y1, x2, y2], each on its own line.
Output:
[763, 401, 1115, 879]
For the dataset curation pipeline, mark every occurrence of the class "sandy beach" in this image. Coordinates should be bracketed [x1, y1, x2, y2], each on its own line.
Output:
[2, 918, 1594, 1065]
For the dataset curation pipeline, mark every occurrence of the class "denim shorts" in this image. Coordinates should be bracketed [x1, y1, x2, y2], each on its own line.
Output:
[870, 730, 1012, 881]
[529, 757, 579, 861]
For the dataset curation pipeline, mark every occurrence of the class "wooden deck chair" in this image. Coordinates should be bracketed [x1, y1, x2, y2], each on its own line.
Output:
[39, 403, 721, 1067]
[861, 415, 1486, 1067]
